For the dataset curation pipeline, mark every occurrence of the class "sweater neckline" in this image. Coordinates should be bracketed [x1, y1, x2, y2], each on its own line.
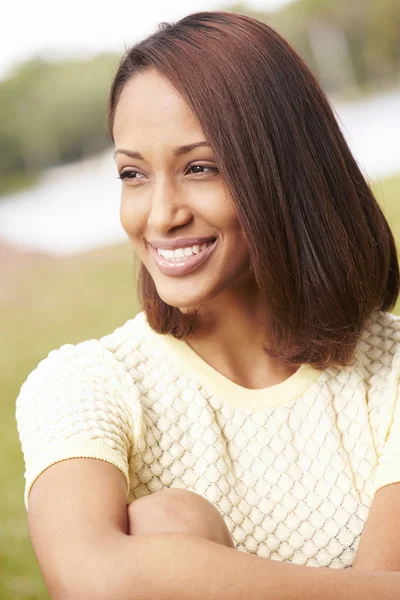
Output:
[135, 311, 323, 411]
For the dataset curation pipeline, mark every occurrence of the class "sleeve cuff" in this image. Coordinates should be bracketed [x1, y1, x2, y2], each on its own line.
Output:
[373, 458, 400, 495]
[24, 438, 130, 510]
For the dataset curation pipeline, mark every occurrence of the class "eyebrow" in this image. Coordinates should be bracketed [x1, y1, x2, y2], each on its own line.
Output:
[113, 141, 211, 161]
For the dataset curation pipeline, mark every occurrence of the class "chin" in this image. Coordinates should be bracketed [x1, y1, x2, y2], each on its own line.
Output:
[159, 295, 201, 310]
[154, 285, 207, 311]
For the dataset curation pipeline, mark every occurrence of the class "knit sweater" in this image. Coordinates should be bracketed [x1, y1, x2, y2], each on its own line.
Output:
[15, 309, 400, 569]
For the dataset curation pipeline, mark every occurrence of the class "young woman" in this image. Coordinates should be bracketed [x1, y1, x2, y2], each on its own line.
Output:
[16, 11, 400, 599]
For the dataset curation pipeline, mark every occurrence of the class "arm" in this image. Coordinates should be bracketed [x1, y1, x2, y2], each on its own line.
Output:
[115, 483, 400, 600]
[90, 484, 400, 599]
[28, 459, 400, 600]
[352, 483, 400, 571]
[27, 458, 130, 600]
[100, 531, 400, 600]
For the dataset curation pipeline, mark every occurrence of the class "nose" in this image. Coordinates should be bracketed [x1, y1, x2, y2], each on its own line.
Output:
[147, 176, 192, 233]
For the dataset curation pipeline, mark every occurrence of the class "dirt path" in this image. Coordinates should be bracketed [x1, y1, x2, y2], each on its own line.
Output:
[0, 240, 132, 308]
[0, 241, 52, 306]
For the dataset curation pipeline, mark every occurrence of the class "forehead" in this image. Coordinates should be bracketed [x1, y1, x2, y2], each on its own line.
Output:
[113, 69, 202, 138]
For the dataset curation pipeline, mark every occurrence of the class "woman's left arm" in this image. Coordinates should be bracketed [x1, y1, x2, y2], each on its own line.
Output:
[352, 482, 400, 571]
[96, 521, 400, 600]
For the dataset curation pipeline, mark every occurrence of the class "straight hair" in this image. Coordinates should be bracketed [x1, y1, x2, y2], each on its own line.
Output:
[107, 11, 399, 369]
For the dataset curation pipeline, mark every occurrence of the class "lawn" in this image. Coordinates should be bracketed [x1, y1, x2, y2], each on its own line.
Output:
[1, 172, 399, 598]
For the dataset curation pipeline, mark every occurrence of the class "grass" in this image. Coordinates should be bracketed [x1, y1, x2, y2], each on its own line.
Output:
[1, 245, 140, 599]
[0, 172, 40, 197]
[1, 173, 399, 598]
[372, 173, 400, 241]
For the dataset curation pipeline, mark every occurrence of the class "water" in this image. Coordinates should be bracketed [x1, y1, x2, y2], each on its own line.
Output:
[0, 151, 123, 255]
[0, 88, 399, 256]
[333, 88, 400, 181]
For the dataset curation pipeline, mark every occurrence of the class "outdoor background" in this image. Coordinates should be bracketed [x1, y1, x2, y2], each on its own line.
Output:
[1, 0, 400, 597]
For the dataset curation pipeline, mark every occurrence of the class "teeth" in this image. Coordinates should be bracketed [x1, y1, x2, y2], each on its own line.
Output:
[157, 240, 214, 261]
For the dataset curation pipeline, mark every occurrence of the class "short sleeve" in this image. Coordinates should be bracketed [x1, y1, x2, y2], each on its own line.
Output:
[15, 340, 137, 510]
[373, 380, 400, 494]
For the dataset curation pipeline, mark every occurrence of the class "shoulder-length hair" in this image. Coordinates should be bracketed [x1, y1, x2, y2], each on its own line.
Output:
[107, 11, 399, 369]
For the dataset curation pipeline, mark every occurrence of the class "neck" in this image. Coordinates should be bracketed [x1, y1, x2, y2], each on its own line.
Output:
[184, 281, 298, 390]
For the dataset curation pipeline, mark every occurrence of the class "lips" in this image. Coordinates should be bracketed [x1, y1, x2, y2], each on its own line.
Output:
[149, 238, 218, 276]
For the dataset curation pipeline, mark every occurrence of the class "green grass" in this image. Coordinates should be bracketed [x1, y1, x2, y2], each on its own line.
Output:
[372, 172, 400, 241]
[1, 245, 140, 598]
[0, 172, 40, 197]
[1, 173, 399, 598]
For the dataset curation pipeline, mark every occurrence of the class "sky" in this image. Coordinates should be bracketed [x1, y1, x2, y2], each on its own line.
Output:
[0, 0, 295, 81]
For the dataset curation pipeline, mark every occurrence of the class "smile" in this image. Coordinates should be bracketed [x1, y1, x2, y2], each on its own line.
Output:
[149, 239, 218, 276]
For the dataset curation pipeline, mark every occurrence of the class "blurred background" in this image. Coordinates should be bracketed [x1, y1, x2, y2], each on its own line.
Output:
[1, 0, 399, 597]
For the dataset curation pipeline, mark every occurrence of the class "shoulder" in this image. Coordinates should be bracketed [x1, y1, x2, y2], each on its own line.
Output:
[98, 310, 150, 361]
[355, 311, 400, 382]
[17, 337, 127, 404]
[309, 311, 400, 409]
[98, 310, 166, 386]
[15, 313, 153, 431]
[18, 311, 149, 395]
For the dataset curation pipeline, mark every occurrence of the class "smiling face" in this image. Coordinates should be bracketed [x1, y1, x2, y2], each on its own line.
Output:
[112, 68, 253, 310]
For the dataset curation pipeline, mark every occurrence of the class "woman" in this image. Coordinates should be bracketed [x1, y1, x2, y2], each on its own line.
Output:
[16, 11, 400, 599]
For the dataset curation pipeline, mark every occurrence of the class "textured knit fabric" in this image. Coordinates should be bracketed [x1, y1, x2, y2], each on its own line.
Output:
[15, 309, 400, 569]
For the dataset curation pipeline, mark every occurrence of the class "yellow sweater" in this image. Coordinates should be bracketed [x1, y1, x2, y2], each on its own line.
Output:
[15, 310, 400, 568]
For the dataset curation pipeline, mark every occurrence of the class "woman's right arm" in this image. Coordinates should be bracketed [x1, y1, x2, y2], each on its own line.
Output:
[27, 458, 130, 600]
[15, 340, 138, 598]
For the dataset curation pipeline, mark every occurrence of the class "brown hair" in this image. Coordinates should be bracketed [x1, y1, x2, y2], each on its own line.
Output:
[107, 11, 399, 369]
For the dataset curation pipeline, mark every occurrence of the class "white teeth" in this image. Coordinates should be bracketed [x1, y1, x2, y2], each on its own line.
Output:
[157, 240, 214, 261]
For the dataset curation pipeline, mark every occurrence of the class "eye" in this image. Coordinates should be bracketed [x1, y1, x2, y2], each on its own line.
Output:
[117, 169, 145, 182]
[185, 164, 219, 176]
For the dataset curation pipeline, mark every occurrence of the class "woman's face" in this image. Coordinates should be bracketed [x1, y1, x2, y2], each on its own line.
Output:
[113, 68, 251, 310]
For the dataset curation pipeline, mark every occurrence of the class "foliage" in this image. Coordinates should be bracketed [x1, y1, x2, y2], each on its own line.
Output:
[231, 0, 400, 95]
[0, 54, 119, 193]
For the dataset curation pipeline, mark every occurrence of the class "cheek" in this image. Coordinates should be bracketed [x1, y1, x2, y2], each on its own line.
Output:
[120, 197, 143, 237]
[215, 204, 246, 241]
[214, 191, 244, 233]
[225, 211, 250, 260]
